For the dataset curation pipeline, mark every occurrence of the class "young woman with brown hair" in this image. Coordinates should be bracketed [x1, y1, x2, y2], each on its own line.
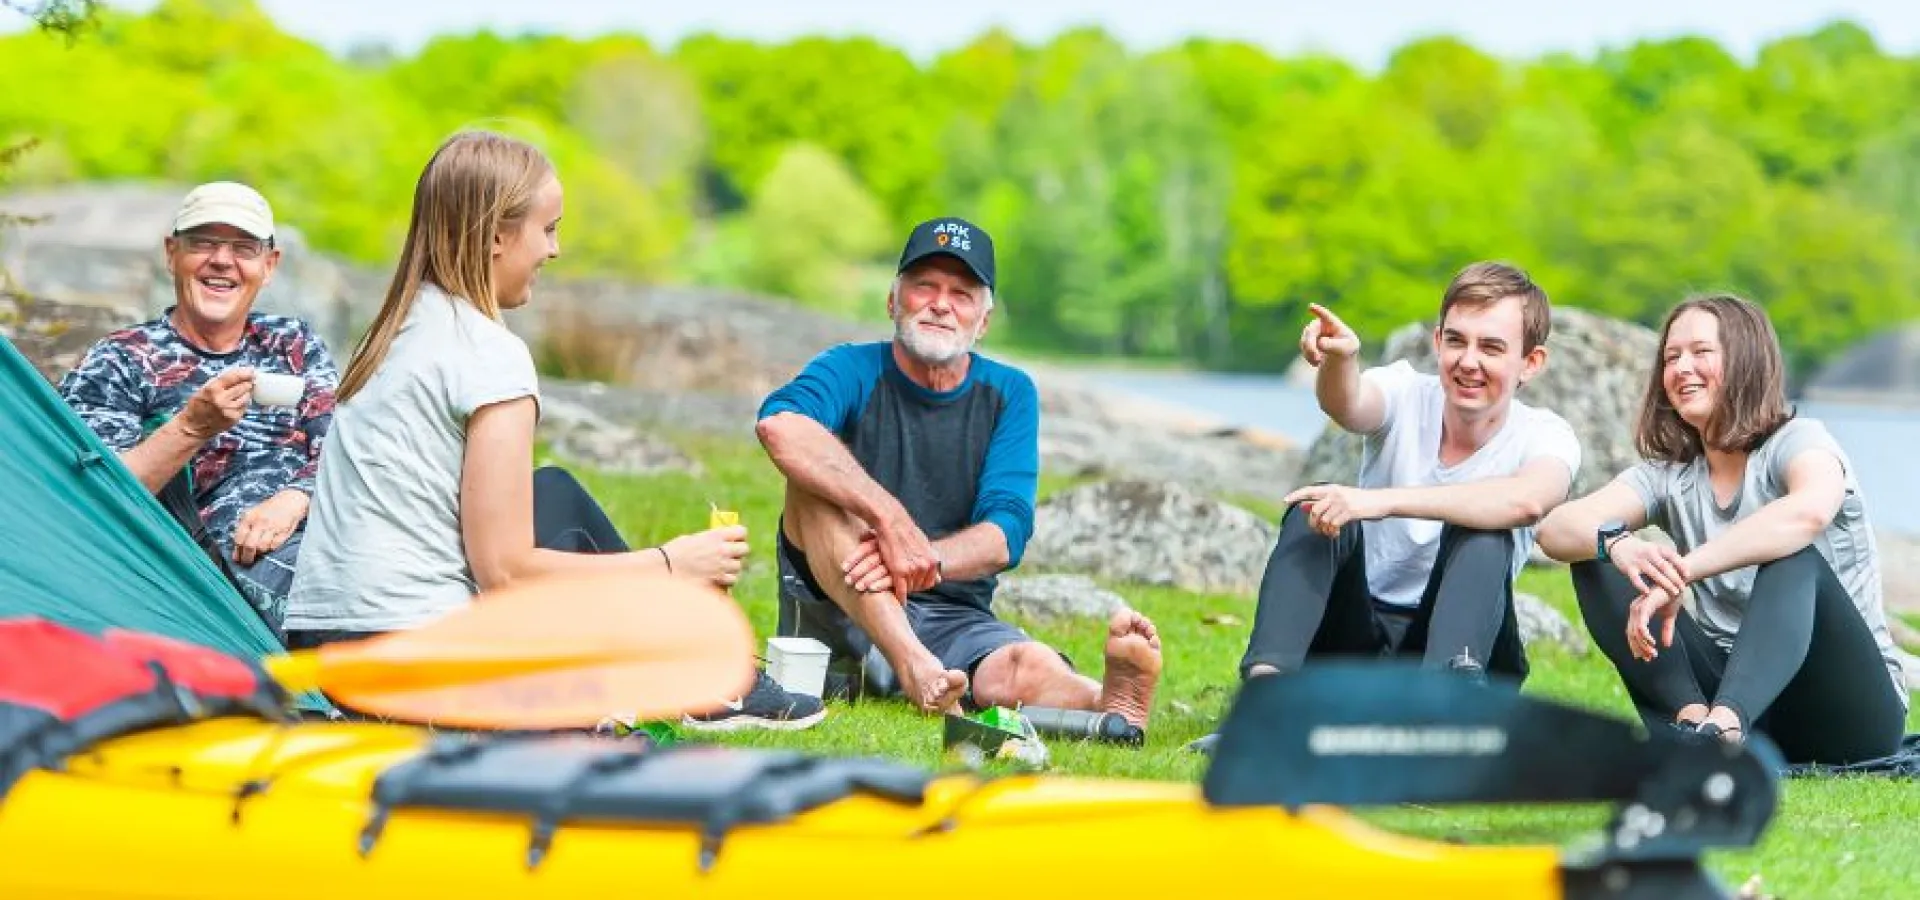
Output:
[1536, 293, 1906, 764]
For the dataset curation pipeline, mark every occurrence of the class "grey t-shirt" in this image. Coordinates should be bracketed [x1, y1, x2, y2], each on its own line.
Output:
[1618, 416, 1906, 707]
[284, 285, 540, 632]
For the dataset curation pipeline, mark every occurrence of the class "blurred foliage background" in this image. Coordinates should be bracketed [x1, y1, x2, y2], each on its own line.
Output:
[5, 0, 1920, 378]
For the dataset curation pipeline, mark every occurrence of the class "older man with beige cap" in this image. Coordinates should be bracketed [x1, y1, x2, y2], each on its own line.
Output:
[57, 181, 340, 641]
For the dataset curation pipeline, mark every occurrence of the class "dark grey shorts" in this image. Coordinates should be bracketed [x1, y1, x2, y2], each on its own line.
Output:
[775, 530, 1060, 701]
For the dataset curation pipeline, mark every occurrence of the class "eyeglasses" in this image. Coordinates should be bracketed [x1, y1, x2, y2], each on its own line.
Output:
[175, 233, 273, 261]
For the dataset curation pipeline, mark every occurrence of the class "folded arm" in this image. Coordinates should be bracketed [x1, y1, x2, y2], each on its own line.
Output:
[1681, 450, 1846, 582]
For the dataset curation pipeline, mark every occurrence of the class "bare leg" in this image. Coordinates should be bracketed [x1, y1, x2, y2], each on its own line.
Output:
[781, 483, 966, 714]
[970, 609, 1163, 729]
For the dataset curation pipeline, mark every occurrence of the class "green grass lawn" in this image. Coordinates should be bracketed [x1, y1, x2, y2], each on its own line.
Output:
[557, 433, 1920, 898]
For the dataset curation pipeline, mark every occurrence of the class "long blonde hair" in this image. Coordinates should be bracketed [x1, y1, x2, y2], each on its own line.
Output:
[337, 130, 555, 402]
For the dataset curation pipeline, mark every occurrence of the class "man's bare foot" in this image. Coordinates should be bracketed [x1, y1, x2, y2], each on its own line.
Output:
[1099, 609, 1162, 729]
[899, 655, 968, 715]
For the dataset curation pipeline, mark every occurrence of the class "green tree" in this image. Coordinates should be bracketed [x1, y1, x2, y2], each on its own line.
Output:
[732, 143, 891, 318]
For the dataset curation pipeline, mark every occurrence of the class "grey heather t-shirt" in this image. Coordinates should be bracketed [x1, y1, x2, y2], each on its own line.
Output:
[1617, 417, 1907, 708]
[284, 284, 540, 632]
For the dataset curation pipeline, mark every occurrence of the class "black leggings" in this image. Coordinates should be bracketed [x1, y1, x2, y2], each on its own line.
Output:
[285, 465, 626, 653]
[530, 465, 629, 553]
[1238, 503, 1528, 681]
[1572, 546, 1905, 765]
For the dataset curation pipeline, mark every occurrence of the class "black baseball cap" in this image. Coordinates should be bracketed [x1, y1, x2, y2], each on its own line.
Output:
[897, 216, 995, 289]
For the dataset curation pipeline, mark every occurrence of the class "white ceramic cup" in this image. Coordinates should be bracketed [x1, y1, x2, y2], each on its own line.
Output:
[251, 372, 305, 408]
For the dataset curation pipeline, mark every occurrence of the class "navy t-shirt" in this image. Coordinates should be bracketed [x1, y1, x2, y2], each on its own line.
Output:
[758, 341, 1040, 612]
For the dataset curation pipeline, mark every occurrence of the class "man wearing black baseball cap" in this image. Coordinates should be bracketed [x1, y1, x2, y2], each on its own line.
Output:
[754, 217, 1163, 733]
[897, 216, 995, 291]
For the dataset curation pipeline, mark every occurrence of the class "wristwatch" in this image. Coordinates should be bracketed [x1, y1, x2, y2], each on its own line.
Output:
[1595, 520, 1631, 561]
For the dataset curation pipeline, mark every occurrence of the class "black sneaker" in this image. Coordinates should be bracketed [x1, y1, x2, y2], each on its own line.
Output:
[681, 668, 827, 732]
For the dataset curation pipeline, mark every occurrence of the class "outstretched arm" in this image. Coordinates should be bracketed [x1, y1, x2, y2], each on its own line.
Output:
[462, 397, 745, 590]
[1287, 455, 1572, 538]
[1535, 477, 1652, 563]
[1375, 455, 1572, 529]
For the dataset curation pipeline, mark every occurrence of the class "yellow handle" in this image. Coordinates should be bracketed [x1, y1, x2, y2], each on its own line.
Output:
[261, 651, 324, 693]
[710, 507, 739, 529]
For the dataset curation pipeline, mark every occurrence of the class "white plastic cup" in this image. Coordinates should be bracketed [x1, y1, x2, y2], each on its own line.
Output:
[252, 372, 305, 408]
[766, 636, 832, 699]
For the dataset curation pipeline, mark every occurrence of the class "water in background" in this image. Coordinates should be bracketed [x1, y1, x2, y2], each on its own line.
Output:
[1086, 369, 1920, 535]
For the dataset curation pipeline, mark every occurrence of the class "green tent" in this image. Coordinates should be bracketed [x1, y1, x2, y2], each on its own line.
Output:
[0, 333, 324, 710]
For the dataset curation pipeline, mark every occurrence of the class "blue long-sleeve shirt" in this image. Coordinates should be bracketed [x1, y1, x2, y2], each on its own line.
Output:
[759, 342, 1039, 612]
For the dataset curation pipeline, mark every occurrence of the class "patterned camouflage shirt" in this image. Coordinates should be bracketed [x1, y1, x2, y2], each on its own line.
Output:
[57, 308, 340, 545]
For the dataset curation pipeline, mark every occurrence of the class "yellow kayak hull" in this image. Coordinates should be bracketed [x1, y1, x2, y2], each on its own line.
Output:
[0, 718, 1571, 899]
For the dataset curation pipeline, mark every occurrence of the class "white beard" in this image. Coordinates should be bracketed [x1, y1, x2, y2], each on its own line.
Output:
[895, 311, 980, 367]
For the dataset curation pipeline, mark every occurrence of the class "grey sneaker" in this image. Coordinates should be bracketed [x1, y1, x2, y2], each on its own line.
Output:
[681, 669, 828, 732]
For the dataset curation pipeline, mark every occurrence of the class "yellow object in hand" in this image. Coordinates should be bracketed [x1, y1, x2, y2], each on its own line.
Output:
[710, 505, 739, 529]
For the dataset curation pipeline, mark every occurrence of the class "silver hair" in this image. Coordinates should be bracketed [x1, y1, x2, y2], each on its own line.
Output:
[890, 273, 993, 311]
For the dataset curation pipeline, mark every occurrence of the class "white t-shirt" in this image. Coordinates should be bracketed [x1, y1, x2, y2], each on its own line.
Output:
[1355, 361, 1583, 608]
[284, 284, 540, 632]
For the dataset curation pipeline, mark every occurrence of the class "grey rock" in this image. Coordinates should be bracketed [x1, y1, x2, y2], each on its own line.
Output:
[1297, 307, 1659, 501]
[1, 183, 374, 363]
[541, 378, 759, 438]
[1514, 592, 1589, 656]
[1025, 479, 1276, 595]
[1806, 325, 1920, 408]
[1900, 649, 1920, 693]
[3, 183, 1307, 504]
[1891, 615, 1920, 653]
[993, 574, 1129, 623]
[536, 394, 701, 477]
[1, 290, 138, 382]
[1875, 530, 1920, 618]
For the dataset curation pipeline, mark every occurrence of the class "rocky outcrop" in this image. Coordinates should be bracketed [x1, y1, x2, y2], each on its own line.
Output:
[1514, 593, 1589, 656]
[1806, 325, 1920, 408]
[4, 183, 1299, 503]
[536, 393, 701, 477]
[0, 183, 374, 360]
[1297, 307, 1659, 500]
[0, 290, 137, 381]
[1028, 371, 1301, 504]
[1876, 531, 1920, 619]
[1024, 479, 1276, 595]
[993, 574, 1130, 623]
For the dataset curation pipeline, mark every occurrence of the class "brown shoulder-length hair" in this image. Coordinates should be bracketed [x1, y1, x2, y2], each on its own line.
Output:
[1636, 293, 1795, 463]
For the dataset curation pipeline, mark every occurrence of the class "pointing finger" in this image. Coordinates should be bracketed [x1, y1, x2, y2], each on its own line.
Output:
[1308, 303, 1346, 333]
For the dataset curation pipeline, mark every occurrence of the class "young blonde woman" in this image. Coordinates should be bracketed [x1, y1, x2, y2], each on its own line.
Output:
[1537, 293, 1906, 764]
[285, 130, 824, 731]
